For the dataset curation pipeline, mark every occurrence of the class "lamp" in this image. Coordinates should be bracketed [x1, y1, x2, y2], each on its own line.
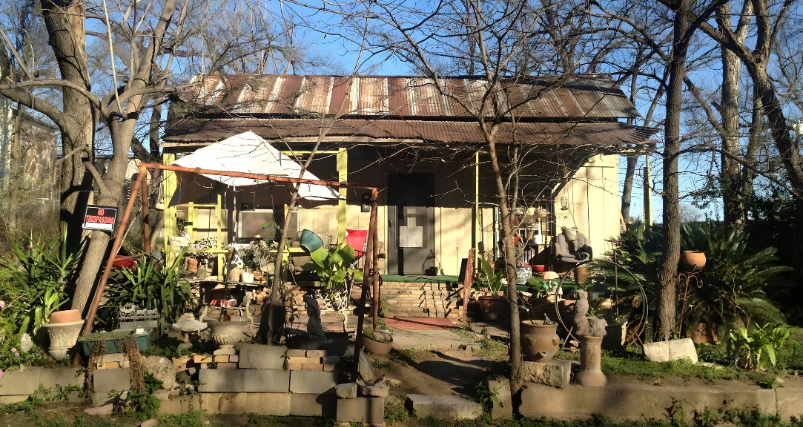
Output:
[560, 196, 569, 211]
[361, 193, 371, 213]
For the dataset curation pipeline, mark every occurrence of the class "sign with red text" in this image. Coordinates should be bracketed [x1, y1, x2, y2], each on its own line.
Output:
[83, 205, 118, 232]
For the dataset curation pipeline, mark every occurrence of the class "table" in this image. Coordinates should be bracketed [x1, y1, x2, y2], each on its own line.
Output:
[190, 280, 264, 323]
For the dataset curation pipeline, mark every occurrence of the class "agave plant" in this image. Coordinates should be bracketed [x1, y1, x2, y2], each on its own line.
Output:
[680, 221, 792, 339]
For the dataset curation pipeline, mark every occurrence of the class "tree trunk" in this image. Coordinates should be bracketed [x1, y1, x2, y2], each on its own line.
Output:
[620, 155, 638, 226]
[654, 0, 691, 342]
[42, 0, 96, 253]
[718, 4, 746, 230]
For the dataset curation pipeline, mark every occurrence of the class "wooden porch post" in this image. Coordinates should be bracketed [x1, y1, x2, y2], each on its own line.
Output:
[163, 152, 177, 263]
[371, 188, 380, 330]
[141, 170, 151, 253]
[461, 248, 475, 322]
[474, 151, 480, 264]
[353, 188, 378, 380]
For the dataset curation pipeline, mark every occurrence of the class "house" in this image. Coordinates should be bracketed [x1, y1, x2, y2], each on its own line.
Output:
[161, 74, 656, 277]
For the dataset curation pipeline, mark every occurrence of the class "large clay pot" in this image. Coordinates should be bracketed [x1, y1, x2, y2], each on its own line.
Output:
[680, 251, 706, 270]
[478, 296, 508, 321]
[41, 320, 84, 359]
[520, 321, 560, 361]
[208, 321, 245, 350]
[576, 335, 606, 387]
[48, 310, 81, 324]
[362, 332, 393, 355]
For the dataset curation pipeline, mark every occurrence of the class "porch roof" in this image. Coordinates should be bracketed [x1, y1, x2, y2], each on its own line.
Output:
[162, 117, 657, 147]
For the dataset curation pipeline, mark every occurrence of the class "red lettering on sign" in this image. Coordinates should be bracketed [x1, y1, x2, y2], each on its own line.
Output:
[98, 209, 105, 216]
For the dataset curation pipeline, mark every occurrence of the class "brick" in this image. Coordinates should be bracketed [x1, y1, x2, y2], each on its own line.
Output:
[238, 344, 287, 370]
[287, 349, 307, 357]
[323, 356, 341, 364]
[198, 368, 289, 393]
[93, 368, 131, 393]
[302, 363, 324, 371]
[290, 370, 337, 394]
[323, 364, 335, 372]
[337, 397, 384, 424]
[100, 354, 124, 363]
[306, 350, 328, 357]
[336, 383, 357, 399]
[290, 393, 337, 417]
[246, 393, 292, 416]
[230, 355, 239, 363]
[172, 356, 191, 369]
[194, 355, 213, 363]
[215, 362, 239, 370]
[289, 356, 321, 364]
[214, 355, 229, 363]
[106, 362, 120, 369]
[288, 363, 303, 371]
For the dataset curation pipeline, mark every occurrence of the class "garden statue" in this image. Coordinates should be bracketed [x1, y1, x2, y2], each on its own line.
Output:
[572, 289, 608, 387]
[303, 293, 326, 341]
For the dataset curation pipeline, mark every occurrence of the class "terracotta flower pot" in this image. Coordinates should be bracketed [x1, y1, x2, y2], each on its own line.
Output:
[520, 321, 560, 362]
[48, 310, 81, 324]
[680, 251, 706, 270]
[187, 258, 198, 274]
[362, 332, 393, 355]
[478, 296, 508, 321]
[575, 335, 606, 387]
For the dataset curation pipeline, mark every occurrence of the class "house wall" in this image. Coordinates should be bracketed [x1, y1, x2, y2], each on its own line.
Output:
[553, 154, 621, 257]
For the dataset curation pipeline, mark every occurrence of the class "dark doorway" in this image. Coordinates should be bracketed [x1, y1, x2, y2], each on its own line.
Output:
[387, 173, 436, 275]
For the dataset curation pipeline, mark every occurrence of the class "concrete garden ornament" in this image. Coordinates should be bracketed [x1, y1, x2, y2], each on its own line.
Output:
[572, 290, 608, 386]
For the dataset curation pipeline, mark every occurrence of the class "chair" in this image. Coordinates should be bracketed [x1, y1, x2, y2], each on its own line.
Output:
[553, 232, 591, 270]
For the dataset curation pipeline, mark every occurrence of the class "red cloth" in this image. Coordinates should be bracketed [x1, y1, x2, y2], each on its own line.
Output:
[113, 256, 138, 270]
[345, 229, 368, 257]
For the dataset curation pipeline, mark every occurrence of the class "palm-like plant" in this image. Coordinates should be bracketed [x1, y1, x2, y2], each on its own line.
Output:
[680, 222, 791, 339]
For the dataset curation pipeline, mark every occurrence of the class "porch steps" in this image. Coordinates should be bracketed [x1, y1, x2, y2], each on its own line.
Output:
[358, 281, 470, 319]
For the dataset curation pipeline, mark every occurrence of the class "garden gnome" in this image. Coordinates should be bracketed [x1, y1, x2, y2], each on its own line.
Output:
[303, 293, 326, 341]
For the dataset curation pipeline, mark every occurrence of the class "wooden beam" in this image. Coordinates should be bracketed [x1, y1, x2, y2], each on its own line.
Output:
[337, 148, 348, 243]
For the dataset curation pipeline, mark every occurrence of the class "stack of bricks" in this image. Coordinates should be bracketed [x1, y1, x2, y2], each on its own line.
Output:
[193, 353, 240, 370]
[95, 353, 131, 369]
[286, 349, 340, 372]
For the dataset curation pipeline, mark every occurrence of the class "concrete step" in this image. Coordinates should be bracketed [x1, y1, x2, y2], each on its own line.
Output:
[407, 394, 483, 420]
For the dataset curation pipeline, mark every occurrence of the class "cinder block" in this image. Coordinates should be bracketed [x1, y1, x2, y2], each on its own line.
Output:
[291, 370, 337, 394]
[323, 364, 335, 372]
[238, 344, 287, 370]
[246, 393, 292, 416]
[323, 356, 341, 364]
[219, 393, 248, 414]
[230, 355, 239, 363]
[290, 393, 337, 416]
[406, 394, 482, 420]
[93, 368, 131, 393]
[215, 362, 239, 370]
[302, 363, 324, 371]
[100, 354, 124, 363]
[287, 349, 307, 357]
[337, 397, 384, 424]
[306, 350, 328, 357]
[158, 394, 201, 415]
[198, 368, 289, 393]
[39, 368, 84, 390]
[486, 375, 512, 420]
[518, 360, 572, 388]
[201, 393, 223, 413]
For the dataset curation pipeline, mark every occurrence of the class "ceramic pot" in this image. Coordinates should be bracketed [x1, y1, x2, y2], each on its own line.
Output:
[187, 258, 198, 274]
[680, 251, 706, 270]
[208, 321, 245, 350]
[241, 272, 254, 283]
[48, 310, 81, 324]
[575, 266, 589, 285]
[362, 332, 393, 355]
[520, 321, 560, 361]
[229, 267, 244, 282]
[533, 265, 546, 273]
[478, 296, 508, 321]
[41, 320, 83, 359]
[576, 335, 606, 387]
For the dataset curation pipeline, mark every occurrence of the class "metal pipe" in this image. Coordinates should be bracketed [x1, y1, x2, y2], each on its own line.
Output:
[80, 167, 147, 337]
[138, 163, 377, 190]
[141, 170, 151, 254]
[371, 187, 380, 330]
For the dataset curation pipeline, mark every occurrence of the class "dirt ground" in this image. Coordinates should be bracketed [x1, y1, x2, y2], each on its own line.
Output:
[370, 348, 509, 397]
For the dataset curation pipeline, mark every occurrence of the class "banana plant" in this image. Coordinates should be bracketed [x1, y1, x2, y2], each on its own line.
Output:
[477, 258, 506, 294]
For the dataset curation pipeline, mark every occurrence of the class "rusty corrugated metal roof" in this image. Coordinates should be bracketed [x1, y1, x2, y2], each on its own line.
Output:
[176, 74, 640, 120]
[163, 117, 657, 146]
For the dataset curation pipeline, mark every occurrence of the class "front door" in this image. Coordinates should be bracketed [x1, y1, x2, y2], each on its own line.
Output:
[387, 173, 435, 275]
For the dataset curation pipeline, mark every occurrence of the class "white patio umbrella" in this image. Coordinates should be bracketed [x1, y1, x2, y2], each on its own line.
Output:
[169, 131, 342, 209]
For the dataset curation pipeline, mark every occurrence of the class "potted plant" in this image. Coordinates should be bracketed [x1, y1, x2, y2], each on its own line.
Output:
[477, 258, 508, 321]
[362, 324, 393, 355]
[301, 244, 363, 289]
[238, 240, 278, 282]
[40, 290, 84, 359]
[520, 319, 560, 361]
